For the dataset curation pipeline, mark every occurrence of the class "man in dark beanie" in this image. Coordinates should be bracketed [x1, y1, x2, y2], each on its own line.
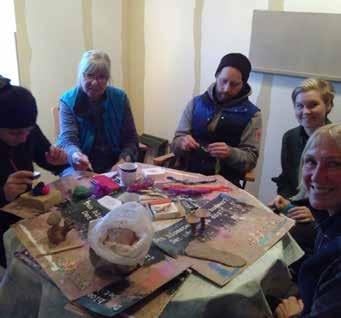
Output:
[0, 75, 68, 267]
[171, 53, 262, 186]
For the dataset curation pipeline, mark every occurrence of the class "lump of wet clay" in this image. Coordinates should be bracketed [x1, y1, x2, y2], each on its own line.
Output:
[46, 213, 74, 245]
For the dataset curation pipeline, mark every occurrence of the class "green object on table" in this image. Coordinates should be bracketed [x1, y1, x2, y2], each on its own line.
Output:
[279, 203, 295, 215]
[215, 159, 221, 175]
[72, 185, 92, 202]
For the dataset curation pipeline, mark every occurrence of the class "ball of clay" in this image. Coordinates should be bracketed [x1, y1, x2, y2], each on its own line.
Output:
[103, 228, 138, 246]
[47, 213, 61, 226]
[72, 185, 92, 202]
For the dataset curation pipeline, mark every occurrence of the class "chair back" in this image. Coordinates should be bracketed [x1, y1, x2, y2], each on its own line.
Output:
[138, 134, 169, 164]
[51, 105, 60, 143]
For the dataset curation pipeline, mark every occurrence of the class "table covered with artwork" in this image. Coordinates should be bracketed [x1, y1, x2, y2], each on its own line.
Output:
[0, 166, 303, 318]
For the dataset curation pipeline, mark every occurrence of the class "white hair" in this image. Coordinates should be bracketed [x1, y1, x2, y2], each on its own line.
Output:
[293, 123, 341, 200]
[77, 50, 111, 85]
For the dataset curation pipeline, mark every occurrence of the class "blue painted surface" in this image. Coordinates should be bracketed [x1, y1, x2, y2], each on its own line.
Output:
[208, 262, 240, 278]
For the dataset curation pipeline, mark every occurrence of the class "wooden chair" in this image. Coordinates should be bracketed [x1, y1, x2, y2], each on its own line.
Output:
[138, 134, 169, 164]
[153, 151, 256, 189]
[51, 105, 60, 142]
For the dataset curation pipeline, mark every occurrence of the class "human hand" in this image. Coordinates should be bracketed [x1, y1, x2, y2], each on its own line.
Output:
[268, 195, 290, 210]
[111, 159, 125, 172]
[287, 206, 314, 223]
[3, 170, 33, 202]
[45, 146, 68, 166]
[275, 296, 304, 318]
[180, 135, 199, 151]
[71, 152, 91, 171]
[207, 142, 231, 159]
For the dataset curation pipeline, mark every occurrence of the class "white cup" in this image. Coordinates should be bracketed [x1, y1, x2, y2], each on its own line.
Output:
[118, 162, 138, 186]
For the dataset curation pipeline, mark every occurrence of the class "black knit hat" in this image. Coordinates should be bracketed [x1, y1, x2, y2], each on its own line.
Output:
[0, 75, 37, 128]
[215, 53, 252, 83]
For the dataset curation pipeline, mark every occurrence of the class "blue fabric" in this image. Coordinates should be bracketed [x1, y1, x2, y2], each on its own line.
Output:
[60, 86, 126, 156]
[188, 92, 259, 184]
[299, 211, 341, 317]
[191, 93, 259, 146]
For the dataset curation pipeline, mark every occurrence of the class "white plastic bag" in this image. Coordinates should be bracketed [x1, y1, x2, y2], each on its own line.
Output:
[88, 202, 154, 266]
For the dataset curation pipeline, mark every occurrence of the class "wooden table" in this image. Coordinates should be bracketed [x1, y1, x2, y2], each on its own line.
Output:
[0, 165, 303, 318]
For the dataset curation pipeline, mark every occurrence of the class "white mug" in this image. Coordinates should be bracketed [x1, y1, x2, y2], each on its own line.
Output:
[118, 162, 138, 186]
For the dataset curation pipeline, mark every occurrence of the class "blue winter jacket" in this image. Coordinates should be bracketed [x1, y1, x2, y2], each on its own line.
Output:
[299, 209, 341, 317]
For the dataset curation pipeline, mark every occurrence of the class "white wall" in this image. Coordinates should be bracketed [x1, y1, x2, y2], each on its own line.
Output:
[200, 0, 267, 90]
[92, 0, 123, 88]
[25, 0, 85, 139]
[0, 0, 18, 84]
[284, 0, 341, 13]
[144, 0, 196, 141]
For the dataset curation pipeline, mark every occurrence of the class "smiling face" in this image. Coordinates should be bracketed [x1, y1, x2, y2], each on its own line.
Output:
[215, 67, 243, 103]
[294, 90, 331, 134]
[302, 139, 341, 215]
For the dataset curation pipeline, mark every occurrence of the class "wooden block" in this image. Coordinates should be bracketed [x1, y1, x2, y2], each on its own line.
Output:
[185, 241, 246, 268]
[152, 202, 182, 220]
[20, 189, 63, 212]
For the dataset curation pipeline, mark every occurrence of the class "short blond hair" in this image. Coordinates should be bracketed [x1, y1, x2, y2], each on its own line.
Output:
[292, 78, 335, 112]
[77, 50, 111, 85]
[293, 123, 341, 200]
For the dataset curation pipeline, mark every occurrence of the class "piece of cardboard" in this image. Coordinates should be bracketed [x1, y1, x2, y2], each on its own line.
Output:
[185, 241, 246, 267]
[154, 193, 294, 286]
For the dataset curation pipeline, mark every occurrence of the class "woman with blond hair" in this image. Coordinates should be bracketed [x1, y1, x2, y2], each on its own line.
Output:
[57, 50, 138, 174]
[273, 78, 334, 200]
[274, 123, 341, 317]
[270, 79, 335, 275]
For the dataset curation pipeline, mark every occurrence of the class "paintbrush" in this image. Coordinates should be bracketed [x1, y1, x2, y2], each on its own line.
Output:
[35, 243, 85, 257]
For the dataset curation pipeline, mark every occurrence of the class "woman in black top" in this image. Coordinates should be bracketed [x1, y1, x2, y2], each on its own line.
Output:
[270, 79, 334, 266]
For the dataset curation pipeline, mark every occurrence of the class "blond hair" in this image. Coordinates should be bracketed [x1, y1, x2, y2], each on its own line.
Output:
[292, 78, 335, 112]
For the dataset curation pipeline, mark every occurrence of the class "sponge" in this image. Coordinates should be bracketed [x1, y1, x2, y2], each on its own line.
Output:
[20, 189, 63, 212]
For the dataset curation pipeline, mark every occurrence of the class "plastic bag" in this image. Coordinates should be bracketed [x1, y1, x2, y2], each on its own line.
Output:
[88, 202, 154, 267]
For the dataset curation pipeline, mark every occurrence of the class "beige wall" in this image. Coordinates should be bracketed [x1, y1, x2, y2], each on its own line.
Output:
[14, 0, 341, 199]
[144, 0, 196, 140]
[14, 0, 123, 182]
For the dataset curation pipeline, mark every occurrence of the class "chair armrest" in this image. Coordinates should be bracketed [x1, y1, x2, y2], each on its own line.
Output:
[139, 143, 149, 151]
[153, 153, 175, 166]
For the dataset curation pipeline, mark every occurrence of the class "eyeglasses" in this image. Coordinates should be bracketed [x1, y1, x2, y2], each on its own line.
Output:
[84, 73, 108, 83]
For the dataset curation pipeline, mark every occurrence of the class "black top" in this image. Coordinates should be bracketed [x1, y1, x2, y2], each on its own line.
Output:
[0, 125, 66, 207]
[274, 120, 331, 198]
[295, 201, 341, 317]
[273, 126, 309, 198]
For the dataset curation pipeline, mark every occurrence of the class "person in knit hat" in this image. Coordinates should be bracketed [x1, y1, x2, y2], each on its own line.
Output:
[171, 53, 262, 186]
[0, 75, 68, 267]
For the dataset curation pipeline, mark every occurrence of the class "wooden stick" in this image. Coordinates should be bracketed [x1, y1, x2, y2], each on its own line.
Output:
[35, 243, 84, 257]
